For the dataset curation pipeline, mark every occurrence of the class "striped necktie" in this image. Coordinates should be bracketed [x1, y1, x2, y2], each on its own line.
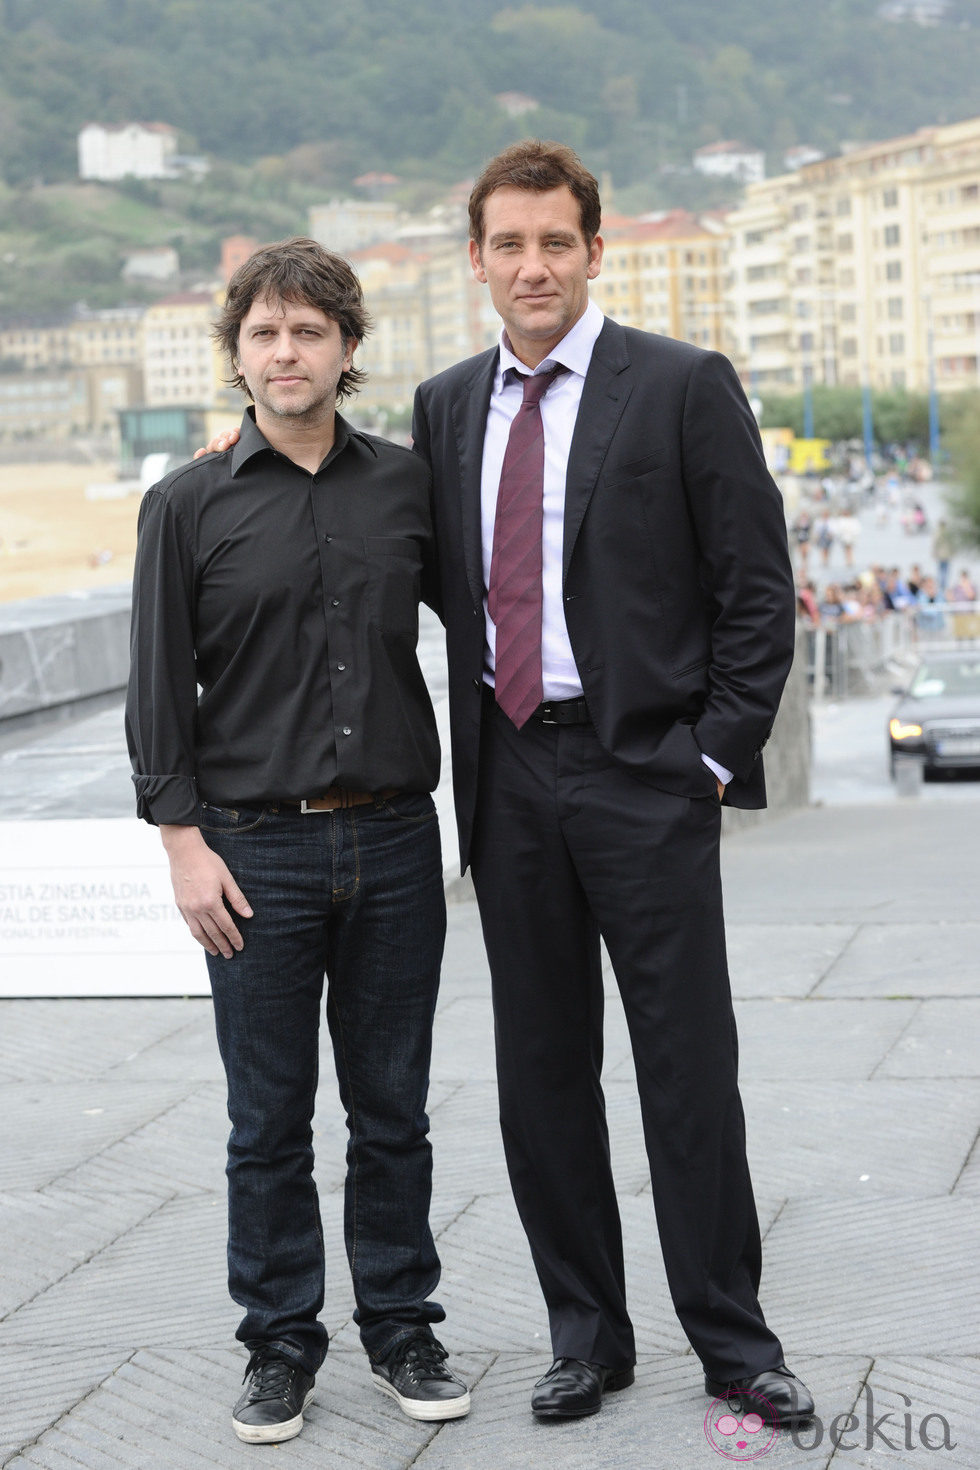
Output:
[488, 365, 564, 728]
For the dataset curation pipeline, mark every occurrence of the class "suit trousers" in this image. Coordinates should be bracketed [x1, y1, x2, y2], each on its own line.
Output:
[469, 701, 785, 1381]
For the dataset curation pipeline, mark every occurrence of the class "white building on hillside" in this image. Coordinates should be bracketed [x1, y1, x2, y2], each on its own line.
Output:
[78, 123, 178, 181]
[693, 141, 765, 185]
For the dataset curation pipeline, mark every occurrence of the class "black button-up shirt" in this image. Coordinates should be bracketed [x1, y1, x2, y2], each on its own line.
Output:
[126, 409, 441, 825]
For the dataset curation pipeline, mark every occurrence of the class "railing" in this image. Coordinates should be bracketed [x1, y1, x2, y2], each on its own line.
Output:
[804, 602, 980, 700]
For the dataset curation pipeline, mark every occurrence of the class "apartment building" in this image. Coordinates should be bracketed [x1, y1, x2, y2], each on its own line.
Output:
[590, 210, 727, 351]
[141, 291, 228, 409]
[348, 230, 499, 414]
[351, 242, 430, 412]
[0, 308, 144, 374]
[0, 362, 142, 442]
[725, 113, 980, 396]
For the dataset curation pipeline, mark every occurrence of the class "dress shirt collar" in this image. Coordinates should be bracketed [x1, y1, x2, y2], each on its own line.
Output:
[495, 298, 604, 390]
[230, 406, 377, 476]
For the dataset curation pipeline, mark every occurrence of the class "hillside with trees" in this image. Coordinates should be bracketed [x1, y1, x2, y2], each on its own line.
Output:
[2, 0, 980, 317]
[3, 0, 980, 191]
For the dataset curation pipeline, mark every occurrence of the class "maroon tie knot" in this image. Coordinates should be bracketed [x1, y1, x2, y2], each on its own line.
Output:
[518, 367, 560, 408]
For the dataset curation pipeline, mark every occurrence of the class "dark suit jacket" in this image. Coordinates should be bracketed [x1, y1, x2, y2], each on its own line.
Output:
[412, 317, 797, 871]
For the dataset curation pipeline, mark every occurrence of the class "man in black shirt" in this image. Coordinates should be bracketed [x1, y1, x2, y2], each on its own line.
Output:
[126, 238, 469, 1442]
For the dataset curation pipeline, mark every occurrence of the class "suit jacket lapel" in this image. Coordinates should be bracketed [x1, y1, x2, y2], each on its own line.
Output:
[450, 348, 498, 609]
[563, 318, 633, 580]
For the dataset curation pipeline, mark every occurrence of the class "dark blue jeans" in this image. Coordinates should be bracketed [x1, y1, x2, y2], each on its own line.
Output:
[202, 792, 447, 1375]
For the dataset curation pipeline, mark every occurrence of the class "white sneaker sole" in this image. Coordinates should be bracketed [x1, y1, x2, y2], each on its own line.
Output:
[372, 1374, 471, 1421]
[232, 1388, 315, 1443]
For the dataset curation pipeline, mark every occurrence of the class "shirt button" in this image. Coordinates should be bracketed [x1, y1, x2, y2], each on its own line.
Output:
[323, 535, 332, 543]
[342, 726, 352, 736]
[336, 663, 346, 671]
[331, 598, 340, 607]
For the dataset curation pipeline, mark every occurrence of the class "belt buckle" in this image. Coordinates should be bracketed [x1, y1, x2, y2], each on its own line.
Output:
[538, 704, 557, 725]
[300, 795, 338, 813]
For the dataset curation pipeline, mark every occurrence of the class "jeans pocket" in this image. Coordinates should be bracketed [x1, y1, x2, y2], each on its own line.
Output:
[375, 791, 437, 824]
[199, 802, 270, 834]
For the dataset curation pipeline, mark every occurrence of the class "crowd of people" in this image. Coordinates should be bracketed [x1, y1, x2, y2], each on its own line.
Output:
[789, 474, 977, 631]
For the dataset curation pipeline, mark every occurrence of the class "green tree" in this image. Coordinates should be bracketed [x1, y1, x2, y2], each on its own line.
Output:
[944, 391, 980, 549]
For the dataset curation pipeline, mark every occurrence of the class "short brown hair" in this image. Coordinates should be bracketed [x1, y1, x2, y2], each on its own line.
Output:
[213, 236, 371, 402]
[468, 140, 602, 247]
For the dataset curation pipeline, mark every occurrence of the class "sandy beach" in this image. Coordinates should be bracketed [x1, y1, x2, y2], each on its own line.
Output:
[0, 461, 140, 603]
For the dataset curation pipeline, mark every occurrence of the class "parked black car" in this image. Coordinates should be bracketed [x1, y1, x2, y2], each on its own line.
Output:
[888, 649, 980, 777]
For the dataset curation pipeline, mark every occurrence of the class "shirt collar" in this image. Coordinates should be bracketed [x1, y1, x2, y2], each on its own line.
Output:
[230, 406, 373, 475]
[495, 298, 604, 390]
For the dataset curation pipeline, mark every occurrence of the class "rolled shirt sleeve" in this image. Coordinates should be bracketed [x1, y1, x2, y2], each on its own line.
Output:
[125, 488, 203, 826]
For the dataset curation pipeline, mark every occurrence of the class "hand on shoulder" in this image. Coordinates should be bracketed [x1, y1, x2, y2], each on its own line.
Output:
[194, 427, 241, 459]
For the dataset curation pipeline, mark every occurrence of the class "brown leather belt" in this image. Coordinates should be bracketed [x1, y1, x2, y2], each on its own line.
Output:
[282, 787, 400, 814]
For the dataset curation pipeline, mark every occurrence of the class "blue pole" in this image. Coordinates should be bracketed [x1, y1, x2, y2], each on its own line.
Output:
[862, 382, 874, 467]
[803, 365, 814, 439]
[928, 324, 940, 462]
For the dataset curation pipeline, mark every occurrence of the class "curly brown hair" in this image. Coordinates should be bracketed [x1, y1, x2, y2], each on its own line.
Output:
[213, 236, 372, 402]
[468, 140, 602, 248]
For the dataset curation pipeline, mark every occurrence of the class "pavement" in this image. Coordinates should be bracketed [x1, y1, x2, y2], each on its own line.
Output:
[1, 704, 979, 1468]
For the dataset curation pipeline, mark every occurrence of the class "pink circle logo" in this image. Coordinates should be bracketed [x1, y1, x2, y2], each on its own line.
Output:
[703, 1395, 779, 1461]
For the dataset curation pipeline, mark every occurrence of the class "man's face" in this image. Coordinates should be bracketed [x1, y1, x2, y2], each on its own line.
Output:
[469, 185, 603, 367]
[236, 294, 355, 426]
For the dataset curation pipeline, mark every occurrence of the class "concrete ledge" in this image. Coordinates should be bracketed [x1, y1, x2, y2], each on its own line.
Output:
[0, 585, 131, 720]
[723, 625, 811, 834]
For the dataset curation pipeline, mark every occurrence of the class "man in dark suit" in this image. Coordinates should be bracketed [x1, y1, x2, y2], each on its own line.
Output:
[411, 139, 813, 1426]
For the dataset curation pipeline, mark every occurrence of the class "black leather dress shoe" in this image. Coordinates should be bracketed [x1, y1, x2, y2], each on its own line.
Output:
[531, 1358, 635, 1418]
[704, 1364, 814, 1426]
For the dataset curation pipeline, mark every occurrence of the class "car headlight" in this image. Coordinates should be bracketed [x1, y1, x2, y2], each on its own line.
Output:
[889, 717, 923, 740]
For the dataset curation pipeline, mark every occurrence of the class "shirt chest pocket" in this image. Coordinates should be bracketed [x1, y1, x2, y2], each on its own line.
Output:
[365, 536, 423, 635]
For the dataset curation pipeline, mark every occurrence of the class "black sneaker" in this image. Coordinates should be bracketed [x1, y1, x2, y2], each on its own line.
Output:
[232, 1349, 316, 1443]
[371, 1335, 470, 1421]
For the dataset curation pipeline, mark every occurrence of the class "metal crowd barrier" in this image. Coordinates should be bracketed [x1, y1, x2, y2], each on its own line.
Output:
[804, 602, 980, 700]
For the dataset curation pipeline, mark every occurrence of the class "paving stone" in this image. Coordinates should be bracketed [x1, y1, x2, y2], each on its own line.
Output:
[0, 1187, 163, 1320]
[814, 923, 980, 998]
[46, 1084, 227, 1198]
[0, 999, 207, 1083]
[735, 997, 919, 1079]
[429, 1081, 511, 1195]
[953, 1141, 980, 1197]
[721, 802, 980, 926]
[0, 1081, 191, 1190]
[726, 923, 858, 998]
[439, 905, 491, 991]
[835, 1357, 980, 1468]
[430, 996, 497, 1083]
[0, 1193, 237, 1351]
[875, 998, 980, 1077]
[761, 1196, 980, 1354]
[742, 1079, 980, 1199]
[109, 1004, 223, 1082]
[0, 1346, 126, 1465]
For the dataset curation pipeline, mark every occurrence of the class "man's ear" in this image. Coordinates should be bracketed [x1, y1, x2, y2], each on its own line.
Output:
[469, 238, 487, 284]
